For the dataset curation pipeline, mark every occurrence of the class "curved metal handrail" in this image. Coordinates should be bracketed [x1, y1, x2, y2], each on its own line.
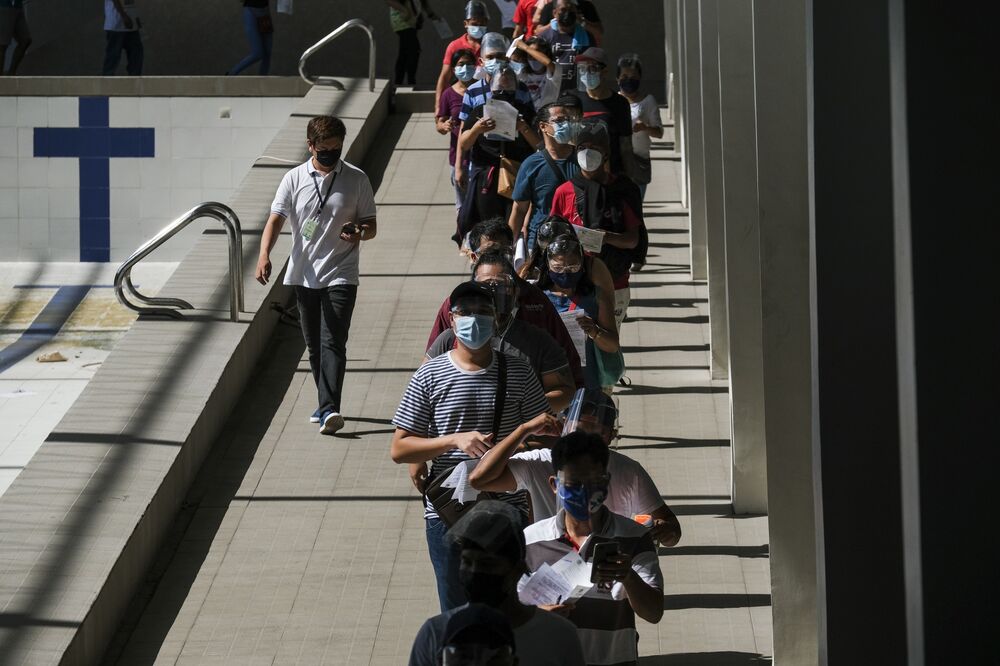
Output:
[115, 202, 244, 322]
[299, 19, 376, 92]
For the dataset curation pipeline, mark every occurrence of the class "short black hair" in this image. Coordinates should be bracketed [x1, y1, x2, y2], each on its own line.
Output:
[552, 431, 610, 472]
[617, 53, 643, 77]
[523, 36, 552, 58]
[469, 217, 514, 251]
[537, 95, 581, 125]
[472, 249, 516, 278]
[451, 47, 477, 68]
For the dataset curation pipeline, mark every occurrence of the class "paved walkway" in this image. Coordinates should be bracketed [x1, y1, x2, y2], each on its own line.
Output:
[103, 111, 772, 665]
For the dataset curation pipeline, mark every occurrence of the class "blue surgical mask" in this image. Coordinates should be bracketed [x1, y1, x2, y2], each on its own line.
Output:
[454, 314, 494, 350]
[557, 479, 608, 522]
[454, 64, 476, 82]
[550, 120, 577, 145]
[482, 58, 504, 77]
[548, 269, 583, 288]
[579, 70, 602, 91]
[467, 25, 487, 39]
[529, 59, 546, 74]
[509, 61, 526, 75]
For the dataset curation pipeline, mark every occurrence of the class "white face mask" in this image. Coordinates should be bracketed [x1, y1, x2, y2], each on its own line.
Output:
[577, 148, 604, 172]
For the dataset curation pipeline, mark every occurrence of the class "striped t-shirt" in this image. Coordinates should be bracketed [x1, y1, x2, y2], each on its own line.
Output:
[524, 508, 664, 666]
[393, 350, 550, 519]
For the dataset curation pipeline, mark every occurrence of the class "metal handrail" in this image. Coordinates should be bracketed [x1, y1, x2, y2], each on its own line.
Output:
[299, 19, 376, 92]
[114, 202, 244, 322]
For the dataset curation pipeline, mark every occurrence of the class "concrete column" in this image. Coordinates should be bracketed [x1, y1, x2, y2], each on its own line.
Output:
[697, 0, 729, 379]
[717, 1, 766, 515]
[752, 0, 819, 663]
[663, 0, 679, 119]
[681, 0, 708, 280]
[675, 0, 688, 205]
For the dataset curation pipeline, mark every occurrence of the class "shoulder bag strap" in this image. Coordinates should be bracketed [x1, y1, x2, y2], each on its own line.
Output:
[540, 148, 568, 184]
[492, 353, 507, 438]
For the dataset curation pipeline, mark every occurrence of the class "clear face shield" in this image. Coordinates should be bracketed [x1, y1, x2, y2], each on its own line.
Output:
[490, 63, 518, 94]
[561, 388, 616, 442]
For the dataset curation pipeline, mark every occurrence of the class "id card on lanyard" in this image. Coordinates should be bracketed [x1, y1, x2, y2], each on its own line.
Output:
[302, 168, 338, 241]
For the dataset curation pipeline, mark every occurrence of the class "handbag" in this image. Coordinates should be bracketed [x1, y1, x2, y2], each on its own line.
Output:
[497, 156, 521, 199]
[594, 346, 625, 387]
[423, 354, 507, 526]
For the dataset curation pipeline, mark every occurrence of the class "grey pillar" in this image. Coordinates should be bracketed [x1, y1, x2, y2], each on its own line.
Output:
[753, 0, 819, 663]
[681, 0, 708, 280]
[698, 0, 729, 379]
[663, 0, 679, 119]
[718, 1, 767, 515]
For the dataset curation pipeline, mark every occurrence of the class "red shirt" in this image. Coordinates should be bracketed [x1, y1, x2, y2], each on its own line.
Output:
[550, 179, 641, 289]
[426, 280, 585, 388]
[514, 0, 539, 37]
[443, 33, 481, 65]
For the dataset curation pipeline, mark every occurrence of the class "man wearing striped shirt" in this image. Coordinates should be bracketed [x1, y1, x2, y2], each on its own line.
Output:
[391, 281, 559, 612]
[523, 432, 664, 665]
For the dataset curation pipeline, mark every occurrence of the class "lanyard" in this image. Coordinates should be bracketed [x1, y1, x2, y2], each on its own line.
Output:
[310, 168, 339, 217]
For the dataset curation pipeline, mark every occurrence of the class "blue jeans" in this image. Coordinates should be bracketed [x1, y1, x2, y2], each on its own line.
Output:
[426, 517, 468, 612]
[103, 30, 143, 76]
[230, 7, 272, 75]
[639, 182, 648, 201]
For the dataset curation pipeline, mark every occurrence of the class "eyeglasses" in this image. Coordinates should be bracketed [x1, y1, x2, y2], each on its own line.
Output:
[477, 274, 515, 288]
[577, 64, 604, 75]
[548, 261, 583, 274]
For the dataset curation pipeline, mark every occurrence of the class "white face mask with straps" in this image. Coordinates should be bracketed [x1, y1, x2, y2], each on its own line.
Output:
[577, 148, 604, 172]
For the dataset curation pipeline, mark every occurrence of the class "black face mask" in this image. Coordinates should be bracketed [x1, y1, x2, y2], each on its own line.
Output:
[459, 569, 508, 607]
[619, 78, 640, 94]
[558, 10, 577, 27]
[315, 148, 341, 167]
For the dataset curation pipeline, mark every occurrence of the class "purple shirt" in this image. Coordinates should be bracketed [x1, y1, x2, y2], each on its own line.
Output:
[439, 85, 465, 166]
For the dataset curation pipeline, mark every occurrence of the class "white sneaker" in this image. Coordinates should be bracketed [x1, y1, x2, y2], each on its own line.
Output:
[320, 411, 345, 435]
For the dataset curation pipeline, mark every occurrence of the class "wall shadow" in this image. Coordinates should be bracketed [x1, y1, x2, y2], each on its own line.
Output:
[100, 325, 305, 665]
[663, 594, 772, 610]
[616, 384, 728, 396]
[660, 545, 769, 559]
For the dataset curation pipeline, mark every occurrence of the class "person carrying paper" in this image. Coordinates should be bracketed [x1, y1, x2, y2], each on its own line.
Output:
[520, 431, 664, 665]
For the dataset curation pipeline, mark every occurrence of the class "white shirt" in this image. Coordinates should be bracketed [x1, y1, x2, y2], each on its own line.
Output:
[507, 448, 665, 521]
[628, 93, 663, 158]
[270, 159, 378, 288]
[104, 0, 139, 32]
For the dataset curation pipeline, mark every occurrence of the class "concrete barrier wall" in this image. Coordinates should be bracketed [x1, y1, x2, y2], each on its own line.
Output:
[7, 1, 668, 100]
[0, 86, 304, 262]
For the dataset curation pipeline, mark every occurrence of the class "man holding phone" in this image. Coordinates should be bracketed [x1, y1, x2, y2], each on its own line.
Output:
[256, 115, 378, 435]
[522, 431, 664, 665]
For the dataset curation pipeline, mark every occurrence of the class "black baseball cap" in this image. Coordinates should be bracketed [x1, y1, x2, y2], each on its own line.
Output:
[446, 500, 526, 565]
[449, 281, 496, 312]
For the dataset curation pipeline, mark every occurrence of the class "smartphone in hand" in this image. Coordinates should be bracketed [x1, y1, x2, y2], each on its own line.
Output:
[341, 222, 359, 236]
[590, 541, 621, 585]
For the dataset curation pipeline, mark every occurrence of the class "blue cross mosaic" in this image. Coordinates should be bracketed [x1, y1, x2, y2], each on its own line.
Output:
[33, 97, 155, 262]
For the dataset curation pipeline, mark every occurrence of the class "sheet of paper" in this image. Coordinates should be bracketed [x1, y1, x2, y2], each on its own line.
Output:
[440, 459, 480, 503]
[517, 563, 573, 606]
[483, 99, 518, 142]
[506, 35, 523, 59]
[560, 310, 588, 367]
[572, 225, 605, 254]
[432, 17, 453, 40]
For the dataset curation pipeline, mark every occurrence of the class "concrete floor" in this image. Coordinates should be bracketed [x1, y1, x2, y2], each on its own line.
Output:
[101, 112, 772, 665]
[0, 262, 176, 496]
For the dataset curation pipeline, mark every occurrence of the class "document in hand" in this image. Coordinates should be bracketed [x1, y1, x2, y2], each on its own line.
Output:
[440, 460, 480, 503]
[517, 551, 593, 605]
[572, 225, 606, 254]
[559, 310, 588, 367]
[483, 99, 519, 142]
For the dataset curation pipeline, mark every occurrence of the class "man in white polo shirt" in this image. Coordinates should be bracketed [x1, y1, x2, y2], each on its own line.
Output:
[256, 115, 378, 435]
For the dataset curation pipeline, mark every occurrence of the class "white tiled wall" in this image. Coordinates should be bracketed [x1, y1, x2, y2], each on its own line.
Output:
[0, 96, 300, 261]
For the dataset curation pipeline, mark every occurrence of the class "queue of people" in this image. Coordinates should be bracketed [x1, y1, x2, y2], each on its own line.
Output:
[393, 3, 675, 663]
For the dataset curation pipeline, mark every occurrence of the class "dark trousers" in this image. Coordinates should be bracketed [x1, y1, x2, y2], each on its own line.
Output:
[426, 517, 469, 611]
[394, 27, 420, 85]
[294, 284, 358, 414]
[103, 30, 143, 76]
